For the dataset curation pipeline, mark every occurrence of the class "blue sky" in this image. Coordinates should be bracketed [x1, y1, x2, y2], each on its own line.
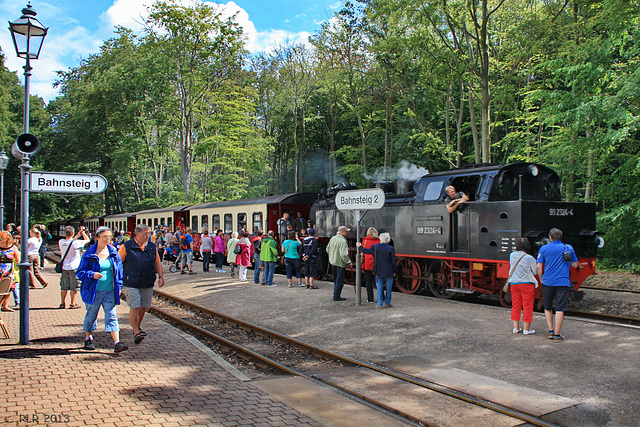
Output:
[0, 0, 342, 102]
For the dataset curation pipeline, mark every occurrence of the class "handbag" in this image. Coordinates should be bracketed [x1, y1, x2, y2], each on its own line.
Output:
[55, 241, 74, 274]
[503, 253, 526, 293]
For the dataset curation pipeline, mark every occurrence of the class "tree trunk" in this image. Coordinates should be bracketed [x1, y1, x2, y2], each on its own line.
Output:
[456, 81, 465, 168]
[468, 84, 480, 164]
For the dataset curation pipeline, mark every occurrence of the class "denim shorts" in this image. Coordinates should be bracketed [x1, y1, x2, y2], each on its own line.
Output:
[284, 257, 302, 279]
[125, 286, 154, 309]
[83, 289, 119, 333]
[181, 251, 194, 265]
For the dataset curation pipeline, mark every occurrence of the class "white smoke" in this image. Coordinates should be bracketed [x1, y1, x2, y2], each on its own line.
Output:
[364, 161, 429, 182]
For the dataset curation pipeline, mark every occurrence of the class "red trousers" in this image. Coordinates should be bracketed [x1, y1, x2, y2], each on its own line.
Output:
[510, 283, 536, 323]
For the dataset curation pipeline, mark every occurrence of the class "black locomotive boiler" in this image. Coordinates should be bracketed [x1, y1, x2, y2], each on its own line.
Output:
[311, 163, 602, 306]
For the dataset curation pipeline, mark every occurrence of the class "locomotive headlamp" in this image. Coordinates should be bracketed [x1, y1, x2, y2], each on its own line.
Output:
[529, 165, 539, 176]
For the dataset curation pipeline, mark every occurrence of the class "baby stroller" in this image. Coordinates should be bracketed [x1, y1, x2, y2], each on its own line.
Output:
[164, 247, 179, 273]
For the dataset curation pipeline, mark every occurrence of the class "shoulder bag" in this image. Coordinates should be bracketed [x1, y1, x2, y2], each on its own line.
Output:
[55, 241, 74, 274]
[502, 253, 527, 294]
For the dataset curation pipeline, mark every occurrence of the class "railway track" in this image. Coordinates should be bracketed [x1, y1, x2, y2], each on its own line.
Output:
[580, 285, 640, 294]
[152, 289, 560, 427]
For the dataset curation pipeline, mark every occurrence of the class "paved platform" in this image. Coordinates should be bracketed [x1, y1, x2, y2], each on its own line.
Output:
[158, 265, 640, 427]
[1, 267, 394, 427]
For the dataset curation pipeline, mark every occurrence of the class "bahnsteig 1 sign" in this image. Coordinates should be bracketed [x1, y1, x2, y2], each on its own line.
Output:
[335, 188, 385, 306]
[30, 171, 108, 194]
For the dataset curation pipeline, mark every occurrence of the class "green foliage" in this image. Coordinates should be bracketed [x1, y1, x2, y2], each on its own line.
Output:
[597, 200, 640, 273]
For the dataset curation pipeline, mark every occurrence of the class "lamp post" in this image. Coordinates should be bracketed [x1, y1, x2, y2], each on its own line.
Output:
[8, 2, 47, 345]
[0, 150, 9, 231]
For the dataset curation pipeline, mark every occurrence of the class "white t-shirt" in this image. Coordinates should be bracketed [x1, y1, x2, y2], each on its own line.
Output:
[509, 251, 538, 284]
[27, 237, 42, 256]
[58, 239, 89, 271]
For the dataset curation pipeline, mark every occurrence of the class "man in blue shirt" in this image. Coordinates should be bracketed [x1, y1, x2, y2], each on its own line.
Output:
[536, 228, 578, 341]
[180, 228, 196, 275]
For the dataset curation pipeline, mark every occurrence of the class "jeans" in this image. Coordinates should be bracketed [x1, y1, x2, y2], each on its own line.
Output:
[264, 261, 276, 286]
[202, 251, 211, 272]
[83, 289, 119, 333]
[285, 258, 302, 279]
[332, 265, 345, 299]
[39, 246, 47, 268]
[375, 276, 394, 307]
[12, 282, 19, 305]
[363, 269, 375, 303]
[253, 252, 262, 284]
[215, 252, 224, 270]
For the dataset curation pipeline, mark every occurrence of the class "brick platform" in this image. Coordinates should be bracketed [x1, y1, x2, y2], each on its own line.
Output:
[0, 268, 321, 426]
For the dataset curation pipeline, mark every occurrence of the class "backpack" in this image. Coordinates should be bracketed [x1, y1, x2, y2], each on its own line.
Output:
[233, 243, 243, 255]
[253, 238, 262, 254]
[170, 234, 179, 245]
[180, 235, 189, 251]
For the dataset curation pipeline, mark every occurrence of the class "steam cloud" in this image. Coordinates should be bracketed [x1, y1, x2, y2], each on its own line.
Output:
[364, 160, 430, 182]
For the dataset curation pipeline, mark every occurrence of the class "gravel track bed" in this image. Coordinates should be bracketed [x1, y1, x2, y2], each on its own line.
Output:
[153, 296, 354, 379]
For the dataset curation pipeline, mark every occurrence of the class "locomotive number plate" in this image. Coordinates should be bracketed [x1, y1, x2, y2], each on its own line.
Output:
[549, 208, 574, 216]
[416, 226, 442, 235]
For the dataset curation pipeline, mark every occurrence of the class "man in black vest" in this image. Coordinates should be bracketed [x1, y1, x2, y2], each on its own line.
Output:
[118, 224, 164, 345]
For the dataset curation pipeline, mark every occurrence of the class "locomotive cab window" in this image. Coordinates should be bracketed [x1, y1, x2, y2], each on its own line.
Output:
[449, 176, 480, 201]
[423, 181, 445, 201]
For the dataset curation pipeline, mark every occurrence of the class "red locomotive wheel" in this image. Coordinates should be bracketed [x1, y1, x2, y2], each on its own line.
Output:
[396, 258, 422, 294]
[427, 261, 454, 299]
[499, 287, 512, 308]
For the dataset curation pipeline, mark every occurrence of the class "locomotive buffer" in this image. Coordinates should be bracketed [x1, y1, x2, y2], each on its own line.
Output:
[335, 188, 385, 306]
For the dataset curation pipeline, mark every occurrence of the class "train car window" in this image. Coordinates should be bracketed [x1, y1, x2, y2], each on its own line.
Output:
[148, 218, 152, 226]
[252, 212, 263, 233]
[212, 214, 220, 231]
[137, 219, 141, 224]
[154, 218, 159, 228]
[423, 181, 445, 201]
[238, 213, 247, 231]
[191, 215, 198, 232]
[201, 215, 209, 230]
[119, 221, 123, 231]
[167, 217, 172, 229]
[450, 176, 480, 201]
[224, 214, 232, 233]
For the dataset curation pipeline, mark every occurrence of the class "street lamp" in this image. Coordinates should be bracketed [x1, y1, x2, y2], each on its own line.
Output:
[8, 2, 47, 345]
[0, 150, 9, 231]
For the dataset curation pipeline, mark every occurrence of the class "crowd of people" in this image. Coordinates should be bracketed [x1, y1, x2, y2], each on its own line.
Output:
[0, 200, 581, 352]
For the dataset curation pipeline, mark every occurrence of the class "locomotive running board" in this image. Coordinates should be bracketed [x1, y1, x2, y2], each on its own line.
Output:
[444, 288, 476, 294]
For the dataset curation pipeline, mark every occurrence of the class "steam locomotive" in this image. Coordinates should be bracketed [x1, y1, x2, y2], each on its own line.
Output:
[311, 163, 602, 307]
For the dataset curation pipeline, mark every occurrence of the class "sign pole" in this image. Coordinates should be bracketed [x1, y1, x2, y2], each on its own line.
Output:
[354, 210, 362, 306]
[335, 188, 385, 308]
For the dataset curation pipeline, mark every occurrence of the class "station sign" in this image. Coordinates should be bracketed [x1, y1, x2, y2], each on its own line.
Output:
[30, 171, 108, 194]
[335, 188, 385, 211]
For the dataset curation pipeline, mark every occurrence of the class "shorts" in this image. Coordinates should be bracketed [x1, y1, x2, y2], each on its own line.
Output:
[181, 251, 193, 265]
[125, 286, 154, 309]
[542, 285, 571, 312]
[302, 258, 318, 278]
[60, 269, 80, 291]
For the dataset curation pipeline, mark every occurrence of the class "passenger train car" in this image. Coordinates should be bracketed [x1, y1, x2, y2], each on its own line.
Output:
[311, 163, 602, 307]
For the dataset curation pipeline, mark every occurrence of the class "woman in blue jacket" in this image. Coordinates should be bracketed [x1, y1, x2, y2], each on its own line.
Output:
[357, 232, 397, 309]
[76, 226, 128, 353]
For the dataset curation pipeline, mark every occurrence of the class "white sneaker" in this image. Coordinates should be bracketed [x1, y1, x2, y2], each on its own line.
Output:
[523, 329, 536, 335]
[512, 328, 522, 334]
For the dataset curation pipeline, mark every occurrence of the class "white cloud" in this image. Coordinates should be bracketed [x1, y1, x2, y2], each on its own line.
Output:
[1, 0, 322, 102]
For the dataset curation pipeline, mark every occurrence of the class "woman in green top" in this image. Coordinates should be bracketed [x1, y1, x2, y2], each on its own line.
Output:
[282, 231, 303, 288]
